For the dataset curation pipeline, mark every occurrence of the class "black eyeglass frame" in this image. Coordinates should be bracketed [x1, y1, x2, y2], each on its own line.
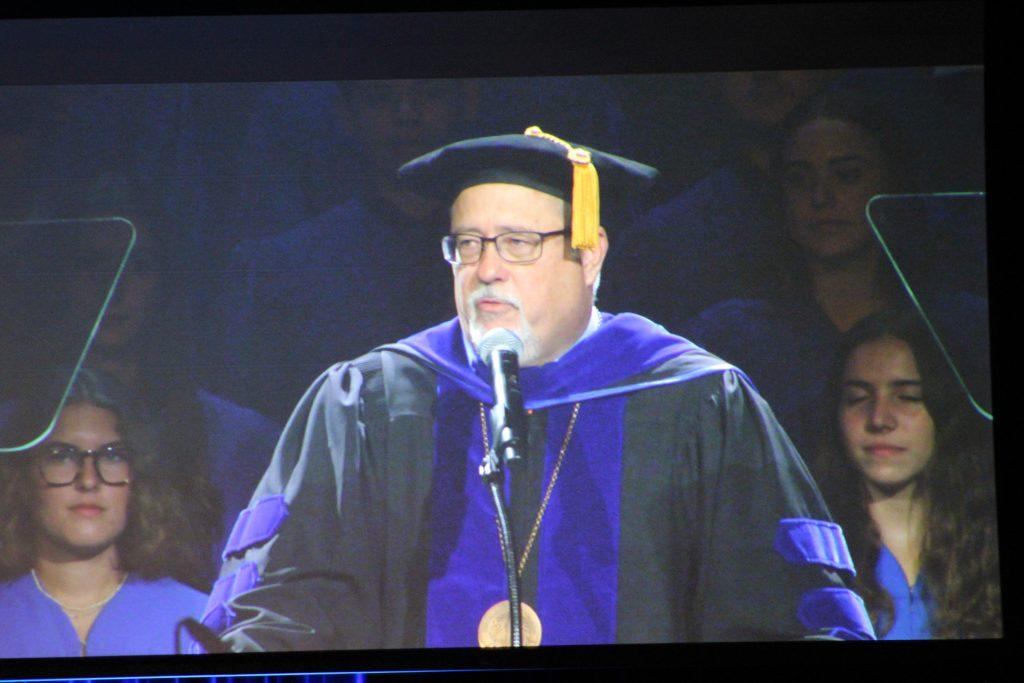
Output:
[34, 441, 134, 487]
[441, 228, 570, 265]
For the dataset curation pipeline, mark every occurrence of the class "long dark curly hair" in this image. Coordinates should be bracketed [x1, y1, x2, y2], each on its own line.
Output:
[812, 308, 1000, 638]
[0, 368, 221, 592]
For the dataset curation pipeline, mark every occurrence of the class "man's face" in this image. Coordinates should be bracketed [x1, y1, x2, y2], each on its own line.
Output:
[450, 183, 606, 367]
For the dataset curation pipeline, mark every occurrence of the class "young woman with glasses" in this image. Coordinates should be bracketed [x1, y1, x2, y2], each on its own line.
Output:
[0, 369, 212, 657]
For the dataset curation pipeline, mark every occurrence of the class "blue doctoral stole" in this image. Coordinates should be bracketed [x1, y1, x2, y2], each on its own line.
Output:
[391, 313, 735, 647]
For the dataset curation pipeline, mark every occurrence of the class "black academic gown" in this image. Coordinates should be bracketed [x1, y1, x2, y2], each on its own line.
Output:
[208, 317, 867, 650]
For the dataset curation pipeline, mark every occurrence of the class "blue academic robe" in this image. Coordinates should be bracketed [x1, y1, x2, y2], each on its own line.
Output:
[0, 573, 207, 657]
[875, 546, 935, 640]
[205, 314, 873, 650]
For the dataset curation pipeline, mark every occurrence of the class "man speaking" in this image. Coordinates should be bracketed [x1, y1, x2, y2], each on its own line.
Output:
[201, 127, 873, 649]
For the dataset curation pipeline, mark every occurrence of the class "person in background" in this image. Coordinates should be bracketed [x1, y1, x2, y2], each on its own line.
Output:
[214, 79, 475, 421]
[607, 70, 836, 324]
[0, 369, 211, 657]
[813, 309, 1000, 639]
[683, 86, 987, 459]
[56, 178, 282, 580]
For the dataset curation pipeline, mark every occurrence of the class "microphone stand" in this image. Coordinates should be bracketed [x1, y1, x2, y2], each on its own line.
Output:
[479, 449, 522, 647]
[479, 345, 527, 647]
[477, 334, 528, 647]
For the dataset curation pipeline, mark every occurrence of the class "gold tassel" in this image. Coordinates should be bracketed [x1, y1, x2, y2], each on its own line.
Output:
[524, 126, 600, 250]
[570, 155, 599, 250]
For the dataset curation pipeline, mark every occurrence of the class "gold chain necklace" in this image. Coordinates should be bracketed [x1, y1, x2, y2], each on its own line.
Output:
[31, 568, 128, 614]
[476, 401, 581, 647]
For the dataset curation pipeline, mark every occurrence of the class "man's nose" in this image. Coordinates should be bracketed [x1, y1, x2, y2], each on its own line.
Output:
[474, 239, 509, 283]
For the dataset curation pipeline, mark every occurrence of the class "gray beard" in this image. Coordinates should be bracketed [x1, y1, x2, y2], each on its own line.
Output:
[460, 285, 543, 366]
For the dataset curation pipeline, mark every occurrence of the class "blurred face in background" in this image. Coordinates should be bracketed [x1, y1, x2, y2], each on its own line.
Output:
[839, 336, 936, 499]
[720, 70, 830, 130]
[780, 117, 891, 262]
[346, 79, 470, 179]
[68, 225, 159, 351]
[91, 269, 158, 351]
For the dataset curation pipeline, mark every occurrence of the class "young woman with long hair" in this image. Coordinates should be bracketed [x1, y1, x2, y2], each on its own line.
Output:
[813, 309, 1000, 639]
[0, 368, 216, 657]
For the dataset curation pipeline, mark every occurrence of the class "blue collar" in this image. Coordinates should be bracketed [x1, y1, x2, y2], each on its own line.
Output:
[389, 312, 736, 409]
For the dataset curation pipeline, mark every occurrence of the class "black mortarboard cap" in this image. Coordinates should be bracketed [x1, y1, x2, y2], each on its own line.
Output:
[398, 126, 659, 249]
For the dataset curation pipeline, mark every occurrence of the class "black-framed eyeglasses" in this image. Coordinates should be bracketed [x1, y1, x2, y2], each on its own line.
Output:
[35, 441, 133, 487]
[441, 229, 569, 265]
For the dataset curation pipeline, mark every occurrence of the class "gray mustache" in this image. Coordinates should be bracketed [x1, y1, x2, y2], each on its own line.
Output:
[468, 287, 521, 310]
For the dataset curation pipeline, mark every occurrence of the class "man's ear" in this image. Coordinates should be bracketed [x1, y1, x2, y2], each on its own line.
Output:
[580, 226, 609, 288]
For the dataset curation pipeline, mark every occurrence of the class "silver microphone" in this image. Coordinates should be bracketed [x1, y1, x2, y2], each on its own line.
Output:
[478, 328, 527, 466]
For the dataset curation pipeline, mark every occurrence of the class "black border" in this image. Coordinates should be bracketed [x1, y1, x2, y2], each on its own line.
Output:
[1, 2, 1011, 680]
[0, 3, 983, 84]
